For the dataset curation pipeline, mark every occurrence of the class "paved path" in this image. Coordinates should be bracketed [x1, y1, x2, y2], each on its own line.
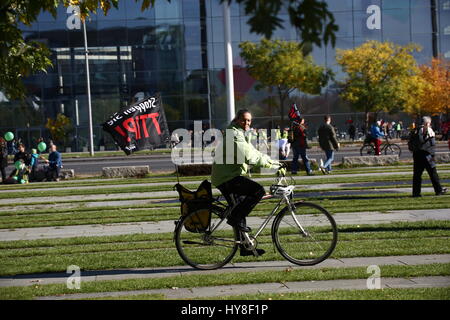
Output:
[1, 169, 450, 195]
[35, 276, 450, 300]
[0, 185, 445, 212]
[1, 169, 448, 207]
[1, 208, 449, 242]
[0, 185, 442, 206]
[2, 254, 449, 289]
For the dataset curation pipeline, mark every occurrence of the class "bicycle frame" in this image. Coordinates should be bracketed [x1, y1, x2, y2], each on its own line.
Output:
[175, 173, 338, 269]
[209, 176, 300, 241]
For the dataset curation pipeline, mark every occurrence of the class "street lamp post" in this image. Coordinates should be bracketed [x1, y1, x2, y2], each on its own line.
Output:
[223, 1, 235, 124]
[82, 19, 94, 156]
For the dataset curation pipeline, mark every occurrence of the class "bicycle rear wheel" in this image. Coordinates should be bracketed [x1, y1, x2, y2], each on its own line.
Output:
[174, 207, 239, 270]
[272, 202, 338, 266]
[360, 144, 375, 156]
[384, 143, 401, 157]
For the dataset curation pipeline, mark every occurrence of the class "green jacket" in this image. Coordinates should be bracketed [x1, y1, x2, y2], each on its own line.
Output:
[318, 123, 339, 151]
[275, 129, 281, 140]
[211, 123, 276, 187]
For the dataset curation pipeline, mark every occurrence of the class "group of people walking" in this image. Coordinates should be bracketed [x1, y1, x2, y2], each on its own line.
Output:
[287, 114, 340, 176]
[0, 138, 63, 184]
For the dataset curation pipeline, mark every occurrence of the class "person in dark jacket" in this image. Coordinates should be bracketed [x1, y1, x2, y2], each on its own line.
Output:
[44, 144, 63, 181]
[289, 117, 313, 175]
[0, 137, 8, 183]
[318, 115, 340, 174]
[13, 143, 31, 166]
[412, 116, 447, 197]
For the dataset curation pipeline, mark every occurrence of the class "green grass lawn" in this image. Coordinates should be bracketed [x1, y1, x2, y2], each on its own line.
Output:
[0, 165, 449, 193]
[0, 192, 448, 229]
[0, 164, 449, 300]
[207, 287, 450, 300]
[0, 221, 448, 276]
[0, 263, 449, 300]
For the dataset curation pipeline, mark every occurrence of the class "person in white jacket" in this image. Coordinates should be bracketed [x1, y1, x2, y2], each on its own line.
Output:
[412, 116, 447, 197]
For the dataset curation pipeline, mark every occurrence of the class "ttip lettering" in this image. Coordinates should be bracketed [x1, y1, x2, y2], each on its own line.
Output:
[113, 112, 161, 142]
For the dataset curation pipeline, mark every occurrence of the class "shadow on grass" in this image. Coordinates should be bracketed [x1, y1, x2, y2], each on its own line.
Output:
[3, 265, 198, 280]
[338, 225, 450, 233]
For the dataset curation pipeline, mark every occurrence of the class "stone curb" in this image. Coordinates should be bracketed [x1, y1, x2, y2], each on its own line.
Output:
[1, 208, 448, 242]
[35, 276, 450, 300]
[2, 254, 449, 289]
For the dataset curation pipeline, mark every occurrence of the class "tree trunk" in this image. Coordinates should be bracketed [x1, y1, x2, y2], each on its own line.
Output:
[364, 108, 370, 135]
[278, 85, 286, 128]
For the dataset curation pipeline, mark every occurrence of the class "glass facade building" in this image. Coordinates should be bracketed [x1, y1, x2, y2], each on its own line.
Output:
[2, 0, 449, 151]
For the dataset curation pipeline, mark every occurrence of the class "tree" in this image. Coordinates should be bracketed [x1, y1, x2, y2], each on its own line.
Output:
[414, 57, 450, 118]
[232, 0, 337, 45]
[0, 0, 115, 100]
[46, 113, 73, 146]
[0, 0, 338, 100]
[397, 74, 429, 118]
[336, 40, 421, 130]
[239, 39, 331, 127]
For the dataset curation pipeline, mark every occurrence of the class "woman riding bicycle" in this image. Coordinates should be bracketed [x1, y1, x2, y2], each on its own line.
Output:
[211, 109, 283, 257]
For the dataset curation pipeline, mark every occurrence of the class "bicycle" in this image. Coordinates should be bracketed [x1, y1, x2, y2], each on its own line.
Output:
[360, 136, 402, 157]
[174, 173, 338, 270]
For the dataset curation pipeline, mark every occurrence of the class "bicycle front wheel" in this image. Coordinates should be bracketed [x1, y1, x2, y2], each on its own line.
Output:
[384, 143, 401, 157]
[360, 144, 375, 156]
[272, 202, 338, 266]
[174, 208, 239, 270]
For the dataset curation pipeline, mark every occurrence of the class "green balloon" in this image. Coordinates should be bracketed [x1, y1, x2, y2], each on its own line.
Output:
[20, 179, 26, 184]
[38, 142, 47, 152]
[4, 132, 14, 141]
[14, 161, 22, 170]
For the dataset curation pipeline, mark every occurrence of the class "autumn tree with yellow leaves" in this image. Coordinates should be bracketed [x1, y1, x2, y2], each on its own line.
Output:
[411, 58, 450, 118]
[336, 40, 422, 130]
[240, 39, 332, 127]
[46, 113, 73, 146]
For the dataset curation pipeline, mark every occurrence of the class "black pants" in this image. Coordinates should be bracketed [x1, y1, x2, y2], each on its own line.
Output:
[0, 167, 6, 182]
[413, 151, 443, 196]
[47, 166, 60, 181]
[217, 176, 266, 222]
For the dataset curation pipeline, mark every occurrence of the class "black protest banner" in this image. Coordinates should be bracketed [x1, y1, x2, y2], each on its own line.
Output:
[102, 94, 170, 155]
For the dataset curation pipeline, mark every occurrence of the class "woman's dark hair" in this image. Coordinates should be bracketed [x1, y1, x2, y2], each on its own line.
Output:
[233, 109, 251, 122]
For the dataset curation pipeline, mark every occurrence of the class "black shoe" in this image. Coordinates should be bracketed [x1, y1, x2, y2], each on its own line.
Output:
[412, 194, 422, 198]
[240, 247, 266, 257]
[436, 188, 448, 196]
[227, 218, 252, 233]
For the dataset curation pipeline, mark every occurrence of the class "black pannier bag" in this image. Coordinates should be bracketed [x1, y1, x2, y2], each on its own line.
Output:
[174, 180, 212, 233]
